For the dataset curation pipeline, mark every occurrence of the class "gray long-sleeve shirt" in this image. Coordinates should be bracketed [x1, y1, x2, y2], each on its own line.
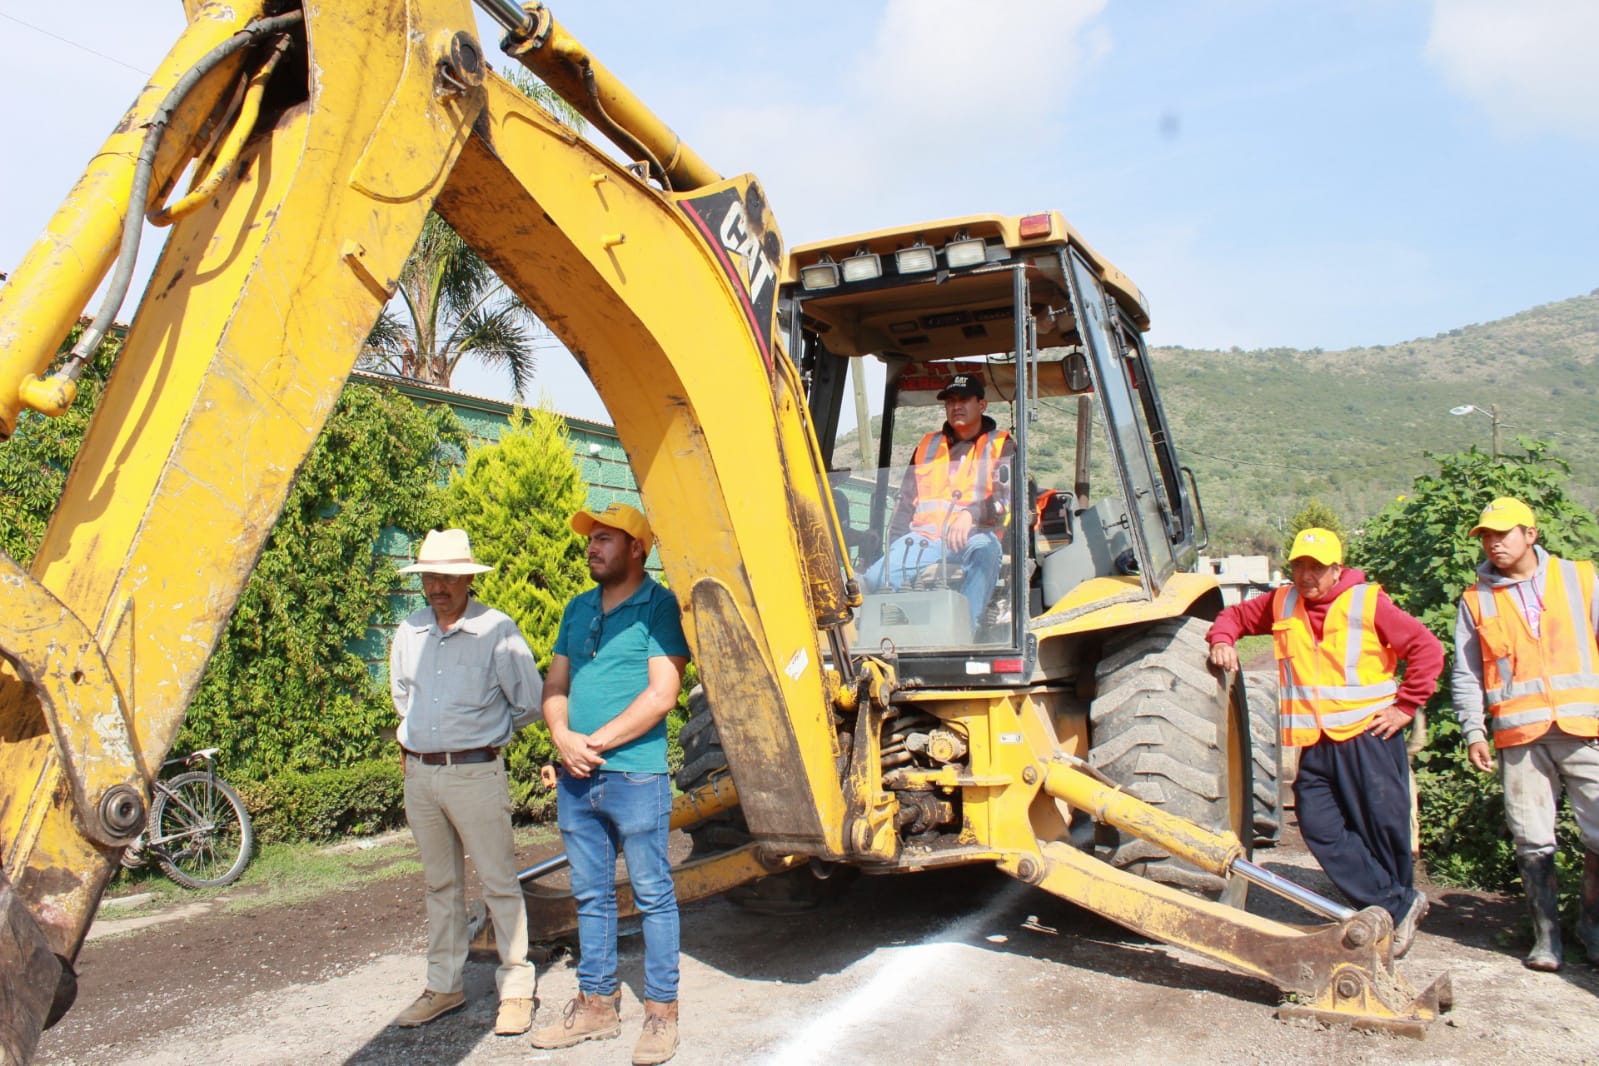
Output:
[390, 599, 544, 753]
[1451, 545, 1599, 745]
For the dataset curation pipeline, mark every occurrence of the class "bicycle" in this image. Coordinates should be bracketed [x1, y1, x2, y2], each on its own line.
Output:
[119, 748, 254, 889]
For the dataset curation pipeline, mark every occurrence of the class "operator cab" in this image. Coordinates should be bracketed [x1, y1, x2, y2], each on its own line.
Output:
[782, 213, 1205, 686]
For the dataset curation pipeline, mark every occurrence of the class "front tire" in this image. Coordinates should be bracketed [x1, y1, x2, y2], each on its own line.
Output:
[1089, 617, 1253, 897]
[150, 772, 254, 889]
[1244, 670, 1282, 847]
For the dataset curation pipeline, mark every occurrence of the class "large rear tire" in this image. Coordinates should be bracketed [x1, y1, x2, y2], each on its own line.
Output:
[1244, 670, 1282, 847]
[674, 687, 751, 856]
[1088, 617, 1253, 897]
[674, 686, 851, 912]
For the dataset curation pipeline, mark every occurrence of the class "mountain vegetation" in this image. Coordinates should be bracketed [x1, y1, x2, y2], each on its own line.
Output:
[1148, 289, 1599, 555]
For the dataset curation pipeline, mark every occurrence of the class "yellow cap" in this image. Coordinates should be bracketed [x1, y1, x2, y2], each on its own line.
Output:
[571, 502, 652, 552]
[1288, 527, 1343, 566]
[1469, 497, 1536, 536]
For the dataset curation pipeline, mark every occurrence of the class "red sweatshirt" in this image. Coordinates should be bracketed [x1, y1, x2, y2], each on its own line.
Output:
[1206, 567, 1443, 717]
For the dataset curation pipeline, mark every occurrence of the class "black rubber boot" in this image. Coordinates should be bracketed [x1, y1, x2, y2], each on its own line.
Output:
[1577, 849, 1599, 966]
[1517, 852, 1563, 972]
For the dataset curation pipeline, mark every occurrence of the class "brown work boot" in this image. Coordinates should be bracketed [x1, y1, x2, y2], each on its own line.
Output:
[1392, 889, 1429, 959]
[530, 991, 621, 1048]
[494, 996, 534, 1036]
[632, 999, 679, 1065]
[392, 988, 465, 1028]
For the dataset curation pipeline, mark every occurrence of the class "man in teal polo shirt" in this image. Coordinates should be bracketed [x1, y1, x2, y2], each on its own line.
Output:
[532, 503, 690, 1066]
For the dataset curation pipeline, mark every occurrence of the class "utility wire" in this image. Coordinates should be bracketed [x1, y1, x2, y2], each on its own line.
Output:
[0, 11, 149, 75]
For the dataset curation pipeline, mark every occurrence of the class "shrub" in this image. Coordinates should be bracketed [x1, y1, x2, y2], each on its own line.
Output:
[236, 758, 407, 844]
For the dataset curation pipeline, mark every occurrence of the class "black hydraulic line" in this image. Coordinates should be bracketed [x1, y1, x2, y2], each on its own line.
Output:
[60, 10, 305, 380]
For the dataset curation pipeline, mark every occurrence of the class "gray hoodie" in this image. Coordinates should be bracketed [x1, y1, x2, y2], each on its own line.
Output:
[1451, 544, 1599, 745]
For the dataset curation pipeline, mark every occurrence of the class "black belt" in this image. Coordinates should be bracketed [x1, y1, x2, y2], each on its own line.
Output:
[403, 746, 499, 766]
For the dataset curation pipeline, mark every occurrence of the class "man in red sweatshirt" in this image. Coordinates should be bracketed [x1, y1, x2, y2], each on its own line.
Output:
[1206, 528, 1443, 957]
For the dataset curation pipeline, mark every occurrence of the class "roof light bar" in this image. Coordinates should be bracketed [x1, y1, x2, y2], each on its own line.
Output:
[841, 250, 883, 283]
[800, 256, 840, 291]
[895, 243, 937, 274]
[944, 234, 987, 269]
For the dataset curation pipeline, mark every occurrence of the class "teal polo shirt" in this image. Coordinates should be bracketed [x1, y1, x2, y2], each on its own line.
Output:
[554, 576, 689, 773]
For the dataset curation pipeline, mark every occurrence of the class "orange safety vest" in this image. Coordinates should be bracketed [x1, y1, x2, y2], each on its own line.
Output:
[1462, 557, 1599, 748]
[908, 428, 1010, 538]
[1271, 583, 1399, 747]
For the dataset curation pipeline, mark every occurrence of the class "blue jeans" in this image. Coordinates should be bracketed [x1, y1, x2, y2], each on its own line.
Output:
[860, 530, 1002, 629]
[557, 770, 679, 1002]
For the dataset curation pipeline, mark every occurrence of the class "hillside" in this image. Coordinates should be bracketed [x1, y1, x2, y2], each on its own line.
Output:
[1147, 289, 1599, 553]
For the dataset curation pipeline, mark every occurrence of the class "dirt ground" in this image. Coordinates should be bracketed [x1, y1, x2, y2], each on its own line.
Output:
[35, 812, 1599, 1066]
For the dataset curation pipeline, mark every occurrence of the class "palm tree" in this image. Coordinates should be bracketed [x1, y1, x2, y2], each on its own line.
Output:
[360, 212, 545, 396]
[360, 70, 583, 398]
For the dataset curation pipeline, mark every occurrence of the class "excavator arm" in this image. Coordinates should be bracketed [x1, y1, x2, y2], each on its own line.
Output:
[0, 2, 849, 1058]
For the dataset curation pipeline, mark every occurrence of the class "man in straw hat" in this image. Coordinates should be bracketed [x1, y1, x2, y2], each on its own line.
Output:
[1453, 497, 1599, 971]
[531, 503, 689, 1065]
[389, 528, 544, 1034]
[1206, 527, 1442, 957]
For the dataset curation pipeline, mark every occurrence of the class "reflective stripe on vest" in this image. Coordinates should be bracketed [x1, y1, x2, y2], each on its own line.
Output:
[908, 429, 1010, 537]
[1464, 557, 1599, 748]
[1272, 582, 1399, 746]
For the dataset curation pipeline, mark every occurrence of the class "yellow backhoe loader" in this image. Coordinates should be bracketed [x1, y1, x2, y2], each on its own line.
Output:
[0, 2, 1447, 1061]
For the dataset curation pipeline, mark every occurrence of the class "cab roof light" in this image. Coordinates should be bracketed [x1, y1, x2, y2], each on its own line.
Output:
[800, 255, 840, 291]
[895, 241, 937, 274]
[1018, 212, 1053, 240]
[841, 248, 883, 283]
[944, 232, 987, 269]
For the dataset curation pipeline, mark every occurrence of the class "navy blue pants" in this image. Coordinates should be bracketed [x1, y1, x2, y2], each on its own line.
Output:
[1294, 728, 1413, 924]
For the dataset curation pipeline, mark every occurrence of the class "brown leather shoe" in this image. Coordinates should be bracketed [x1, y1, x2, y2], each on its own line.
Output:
[632, 999, 679, 1065]
[393, 989, 465, 1028]
[530, 991, 621, 1049]
[495, 997, 535, 1036]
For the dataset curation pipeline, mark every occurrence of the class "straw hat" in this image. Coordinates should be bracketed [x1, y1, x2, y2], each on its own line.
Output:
[397, 529, 494, 575]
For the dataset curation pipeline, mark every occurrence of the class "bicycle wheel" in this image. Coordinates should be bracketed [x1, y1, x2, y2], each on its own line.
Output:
[150, 771, 254, 889]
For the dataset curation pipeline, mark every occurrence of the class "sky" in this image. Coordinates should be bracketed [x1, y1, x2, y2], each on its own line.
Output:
[2, 0, 1596, 425]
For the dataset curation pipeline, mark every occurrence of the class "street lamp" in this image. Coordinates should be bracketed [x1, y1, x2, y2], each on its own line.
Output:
[1450, 403, 1502, 460]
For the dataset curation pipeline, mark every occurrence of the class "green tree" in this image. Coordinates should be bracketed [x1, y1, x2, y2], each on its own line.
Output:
[359, 69, 583, 398]
[177, 384, 466, 778]
[1350, 442, 1599, 896]
[1288, 498, 1344, 541]
[441, 405, 591, 813]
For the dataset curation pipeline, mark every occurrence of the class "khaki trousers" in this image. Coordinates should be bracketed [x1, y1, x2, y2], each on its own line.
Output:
[403, 756, 534, 1000]
[1500, 734, 1599, 860]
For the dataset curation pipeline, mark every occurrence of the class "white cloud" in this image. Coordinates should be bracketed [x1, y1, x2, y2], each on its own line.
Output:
[690, 1, 1113, 247]
[1425, 0, 1599, 140]
[853, 0, 1109, 130]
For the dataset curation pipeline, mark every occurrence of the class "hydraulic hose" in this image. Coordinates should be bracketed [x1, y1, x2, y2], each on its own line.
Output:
[58, 10, 304, 383]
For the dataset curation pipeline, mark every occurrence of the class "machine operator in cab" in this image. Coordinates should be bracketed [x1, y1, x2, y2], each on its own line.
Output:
[859, 373, 1014, 630]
